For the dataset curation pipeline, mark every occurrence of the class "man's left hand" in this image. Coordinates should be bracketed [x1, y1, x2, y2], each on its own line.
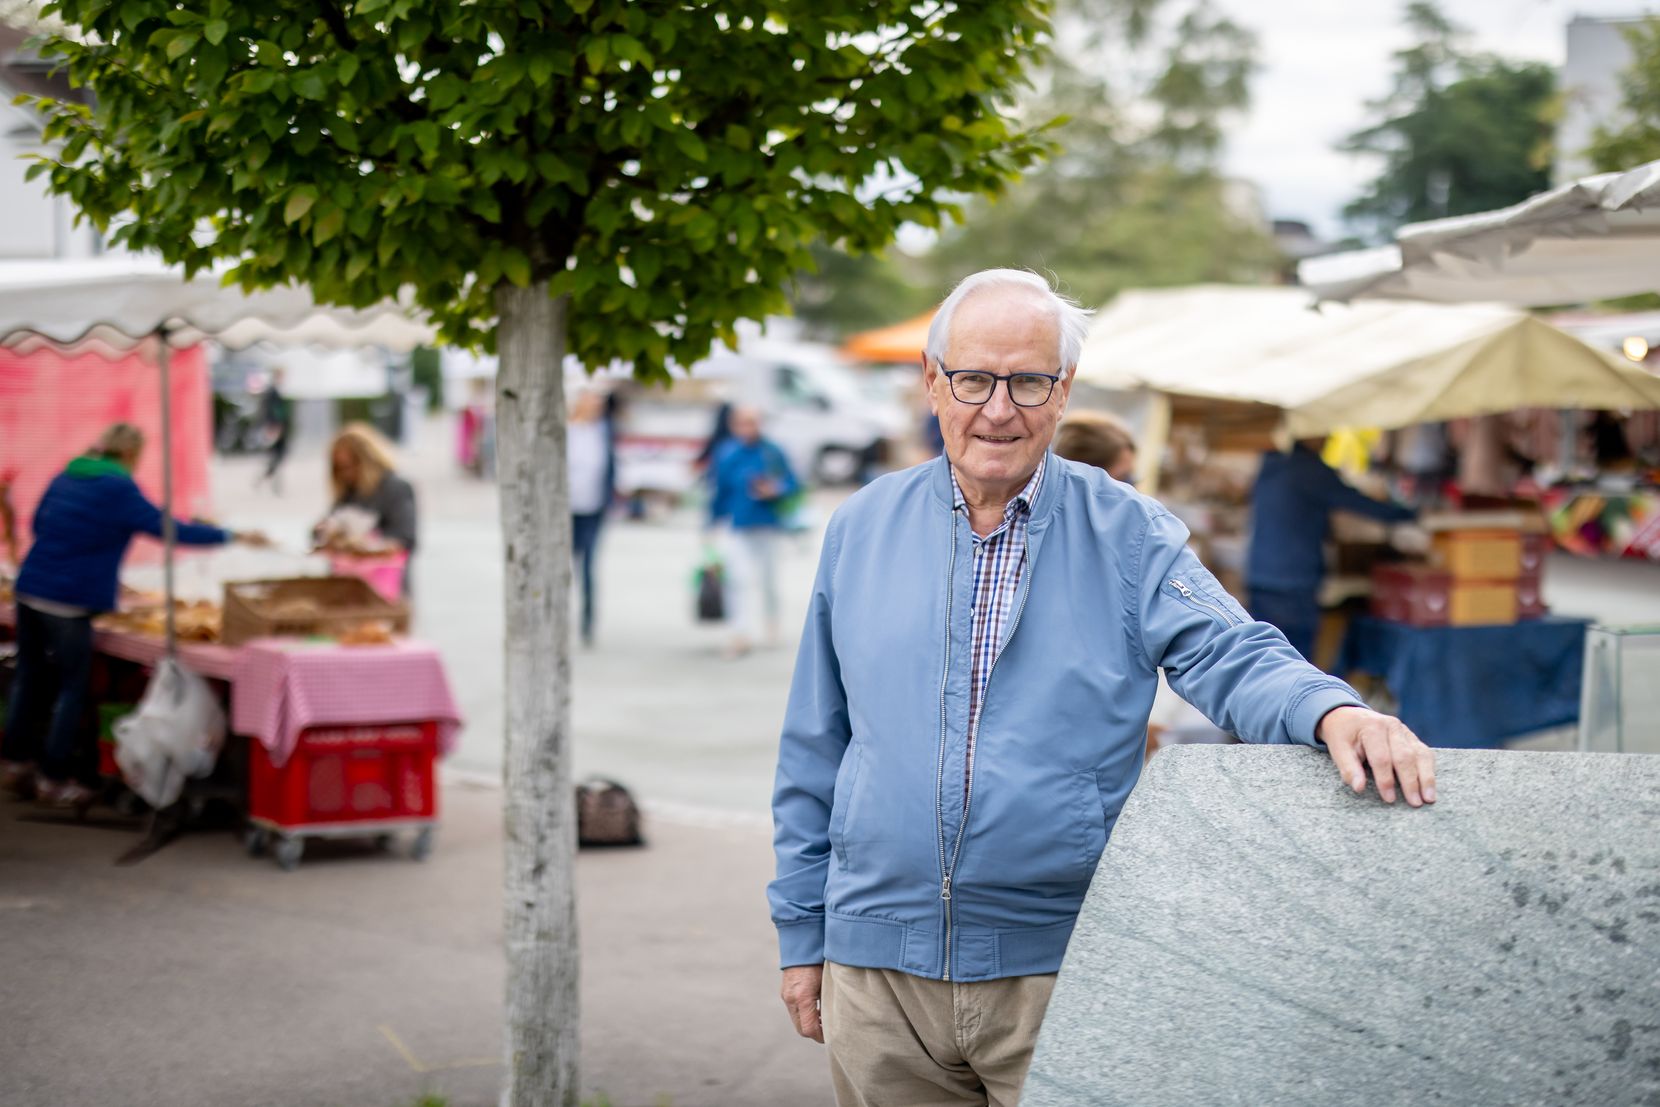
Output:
[1317, 706, 1436, 807]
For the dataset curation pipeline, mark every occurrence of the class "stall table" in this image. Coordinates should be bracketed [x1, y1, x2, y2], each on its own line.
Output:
[1, 604, 461, 867]
[1338, 615, 1590, 748]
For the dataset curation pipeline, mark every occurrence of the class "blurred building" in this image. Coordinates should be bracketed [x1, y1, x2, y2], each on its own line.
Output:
[1556, 14, 1654, 182]
[0, 23, 100, 259]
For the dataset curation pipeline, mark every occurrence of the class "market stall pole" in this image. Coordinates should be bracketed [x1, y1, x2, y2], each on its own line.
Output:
[157, 328, 177, 653]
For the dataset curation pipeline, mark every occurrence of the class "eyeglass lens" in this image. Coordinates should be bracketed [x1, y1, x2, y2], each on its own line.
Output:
[951, 372, 1054, 406]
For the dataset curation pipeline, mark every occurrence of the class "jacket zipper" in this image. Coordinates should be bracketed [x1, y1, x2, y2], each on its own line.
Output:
[933, 510, 959, 979]
[1169, 578, 1239, 627]
[941, 525, 1035, 981]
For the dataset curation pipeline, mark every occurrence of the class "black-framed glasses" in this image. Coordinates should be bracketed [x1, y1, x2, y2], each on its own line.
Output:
[939, 362, 1063, 407]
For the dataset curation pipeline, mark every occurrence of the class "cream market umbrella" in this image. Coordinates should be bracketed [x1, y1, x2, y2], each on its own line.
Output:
[1076, 286, 1660, 439]
[0, 255, 434, 653]
[1298, 160, 1660, 306]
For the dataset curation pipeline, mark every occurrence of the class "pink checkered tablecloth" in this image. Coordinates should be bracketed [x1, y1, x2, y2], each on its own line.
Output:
[231, 638, 463, 767]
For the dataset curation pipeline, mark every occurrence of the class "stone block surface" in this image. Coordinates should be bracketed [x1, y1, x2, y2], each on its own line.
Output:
[1024, 746, 1660, 1107]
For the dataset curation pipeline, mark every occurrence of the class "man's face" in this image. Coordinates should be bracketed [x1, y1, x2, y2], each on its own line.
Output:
[731, 407, 762, 443]
[924, 290, 1071, 492]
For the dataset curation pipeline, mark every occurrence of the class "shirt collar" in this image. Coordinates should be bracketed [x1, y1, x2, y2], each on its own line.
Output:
[950, 455, 1046, 517]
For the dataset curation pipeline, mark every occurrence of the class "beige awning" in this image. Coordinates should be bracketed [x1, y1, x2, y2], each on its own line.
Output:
[1076, 285, 1660, 437]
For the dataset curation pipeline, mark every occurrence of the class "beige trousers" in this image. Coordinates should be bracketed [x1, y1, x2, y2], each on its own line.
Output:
[822, 961, 1057, 1107]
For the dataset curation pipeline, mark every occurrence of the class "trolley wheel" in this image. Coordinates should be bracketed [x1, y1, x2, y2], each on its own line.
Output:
[244, 826, 270, 857]
[373, 833, 395, 852]
[410, 827, 435, 861]
[274, 836, 304, 871]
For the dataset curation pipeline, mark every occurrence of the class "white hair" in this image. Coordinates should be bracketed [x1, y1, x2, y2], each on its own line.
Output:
[924, 269, 1093, 372]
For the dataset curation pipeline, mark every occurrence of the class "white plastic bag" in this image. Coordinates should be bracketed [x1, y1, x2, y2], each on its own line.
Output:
[113, 658, 227, 809]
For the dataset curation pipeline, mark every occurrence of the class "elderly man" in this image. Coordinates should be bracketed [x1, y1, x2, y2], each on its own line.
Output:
[769, 269, 1436, 1107]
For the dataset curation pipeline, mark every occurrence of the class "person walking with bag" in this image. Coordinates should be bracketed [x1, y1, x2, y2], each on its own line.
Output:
[708, 406, 799, 659]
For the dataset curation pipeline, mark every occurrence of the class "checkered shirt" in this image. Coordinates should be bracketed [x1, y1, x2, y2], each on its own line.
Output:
[951, 457, 1045, 787]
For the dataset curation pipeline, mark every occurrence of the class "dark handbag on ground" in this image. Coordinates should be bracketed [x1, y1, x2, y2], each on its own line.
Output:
[695, 561, 725, 623]
[577, 778, 645, 848]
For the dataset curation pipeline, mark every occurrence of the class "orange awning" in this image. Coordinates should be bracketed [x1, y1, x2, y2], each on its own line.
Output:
[841, 311, 934, 364]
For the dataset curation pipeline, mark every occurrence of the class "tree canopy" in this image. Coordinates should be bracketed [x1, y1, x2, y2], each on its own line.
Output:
[794, 0, 1276, 336]
[1340, 1, 1555, 238]
[29, 0, 1053, 376]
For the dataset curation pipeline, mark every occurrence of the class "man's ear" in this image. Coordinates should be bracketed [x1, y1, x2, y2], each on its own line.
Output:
[921, 353, 941, 417]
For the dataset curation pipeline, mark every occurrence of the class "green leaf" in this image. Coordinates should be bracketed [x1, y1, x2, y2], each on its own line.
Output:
[673, 128, 707, 162]
[568, 0, 594, 13]
[313, 206, 344, 244]
[501, 248, 531, 288]
[203, 19, 228, 45]
[166, 32, 199, 60]
[294, 71, 326, 100]
[584, 37, 609, 74]
[283, 188, 317, 224]
[338, 54, 360, 85]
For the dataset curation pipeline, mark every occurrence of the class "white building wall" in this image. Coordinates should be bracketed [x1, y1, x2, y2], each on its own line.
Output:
[1556, 16, 1651, 183]
[0, 96, 100, 259]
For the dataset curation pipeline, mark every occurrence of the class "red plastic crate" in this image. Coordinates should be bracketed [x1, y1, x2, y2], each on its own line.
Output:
[249, 722, 439, 831]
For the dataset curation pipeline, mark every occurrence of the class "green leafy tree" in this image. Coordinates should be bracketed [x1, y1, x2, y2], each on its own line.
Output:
[1342, 1, 1556, 238]
[1587, 18, 1660, 172]
[25, 3, 1053, 1104]
[922, 0, 1277, 310]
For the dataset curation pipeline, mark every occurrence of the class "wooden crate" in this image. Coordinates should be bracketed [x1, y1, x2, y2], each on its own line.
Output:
[222, 577, 410, 646]
[1432, 530, 1523, 581]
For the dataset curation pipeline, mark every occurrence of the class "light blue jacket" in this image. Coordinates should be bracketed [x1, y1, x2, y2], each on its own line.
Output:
[769, 453, 1365, 982]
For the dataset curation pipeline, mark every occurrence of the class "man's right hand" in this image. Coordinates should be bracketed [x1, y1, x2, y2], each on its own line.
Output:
[780, 964, 825, 1043]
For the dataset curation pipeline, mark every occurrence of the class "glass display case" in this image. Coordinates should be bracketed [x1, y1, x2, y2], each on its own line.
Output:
[1578, 625, 1660, 753]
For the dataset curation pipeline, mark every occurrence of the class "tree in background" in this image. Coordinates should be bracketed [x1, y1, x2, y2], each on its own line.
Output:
[27, 3, 1053, 1103]
[1341, 1, 1555, 239]
[930, 0, 1279, 308]
[1586, 18, 1660, 172]
[799, 0, 1276, 335]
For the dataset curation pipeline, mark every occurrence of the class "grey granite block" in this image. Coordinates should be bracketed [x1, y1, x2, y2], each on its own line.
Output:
[1024, 746, 1660, 1107]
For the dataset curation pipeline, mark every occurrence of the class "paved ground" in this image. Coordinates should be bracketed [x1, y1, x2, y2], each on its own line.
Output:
[10, 415, 1660, 1105]
[0, 781, 831, 1107]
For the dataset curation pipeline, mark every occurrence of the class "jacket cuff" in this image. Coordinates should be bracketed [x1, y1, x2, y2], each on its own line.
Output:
[1288, 683, 1367, 747]
[777, 917, 826, 969]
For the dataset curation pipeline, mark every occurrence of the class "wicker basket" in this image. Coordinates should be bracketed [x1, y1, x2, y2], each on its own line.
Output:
[222, 576, 410, 646]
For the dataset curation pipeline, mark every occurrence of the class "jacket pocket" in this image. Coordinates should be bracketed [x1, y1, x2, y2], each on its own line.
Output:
[828, 742, 864, 867]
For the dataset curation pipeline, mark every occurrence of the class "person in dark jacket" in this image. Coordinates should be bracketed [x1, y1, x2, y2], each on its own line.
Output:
[1245, 438, 1417, 663]
[317, 422, 419, 594]
[1, 424, 264, 808]
[254, 367, 293, 494]
[709, 406, 800, 658]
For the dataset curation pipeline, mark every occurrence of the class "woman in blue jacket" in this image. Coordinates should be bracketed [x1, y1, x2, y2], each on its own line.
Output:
[708, 406, 800, 658]
[1, 424, 263, 809]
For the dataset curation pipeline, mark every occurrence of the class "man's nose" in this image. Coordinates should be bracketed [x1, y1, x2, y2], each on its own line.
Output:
[980, 380, 1019, 421]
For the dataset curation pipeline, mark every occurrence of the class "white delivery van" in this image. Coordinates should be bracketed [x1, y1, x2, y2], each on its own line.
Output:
[613, 338, 909, 500]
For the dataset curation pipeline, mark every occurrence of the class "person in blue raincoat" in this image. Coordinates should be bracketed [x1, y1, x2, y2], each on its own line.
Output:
[708, 405, 799, 658]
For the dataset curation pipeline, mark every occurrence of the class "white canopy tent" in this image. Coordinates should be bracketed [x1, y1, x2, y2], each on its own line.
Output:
[1075, 285, 1660, 440]
[1298, 159, 1660, 306]
[0, 255, 433, 651]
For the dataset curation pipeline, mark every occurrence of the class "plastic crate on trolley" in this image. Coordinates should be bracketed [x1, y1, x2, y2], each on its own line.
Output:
[245, 720, 439, 871]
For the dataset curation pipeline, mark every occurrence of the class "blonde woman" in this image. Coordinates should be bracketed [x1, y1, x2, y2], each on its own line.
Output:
[316, 422, 419, 594]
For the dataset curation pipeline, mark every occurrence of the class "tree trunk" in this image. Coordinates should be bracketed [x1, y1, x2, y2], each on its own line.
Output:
[496, 281, 579, 1107]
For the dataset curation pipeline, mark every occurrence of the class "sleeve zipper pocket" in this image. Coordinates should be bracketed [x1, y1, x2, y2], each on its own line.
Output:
[1167, 578, 1241, 628]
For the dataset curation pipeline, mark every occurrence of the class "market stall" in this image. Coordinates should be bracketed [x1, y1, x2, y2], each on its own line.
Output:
[0, 255, 459, 866]
[1073, 285, 1660, 743]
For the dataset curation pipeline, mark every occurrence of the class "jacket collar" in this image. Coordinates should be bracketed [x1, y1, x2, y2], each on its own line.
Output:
[930, 450, 1061, 525]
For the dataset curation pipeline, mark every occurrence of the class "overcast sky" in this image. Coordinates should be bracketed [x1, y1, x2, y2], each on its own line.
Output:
[1225, 0, 1658, 237]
